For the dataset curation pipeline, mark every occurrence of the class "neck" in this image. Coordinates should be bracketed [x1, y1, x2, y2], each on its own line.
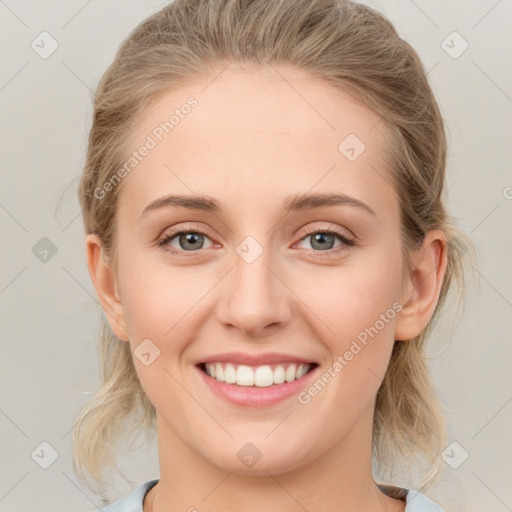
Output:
[145, 408, 406, 512]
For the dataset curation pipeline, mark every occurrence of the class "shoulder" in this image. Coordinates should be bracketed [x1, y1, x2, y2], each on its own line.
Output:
[379, 483, 445, 512]
[98, 479, 159, 512]
[97, 480, 444, 512]
[405, 489, 445, 511]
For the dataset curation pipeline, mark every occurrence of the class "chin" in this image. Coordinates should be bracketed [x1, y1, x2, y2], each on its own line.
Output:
[204, 442, 309, 477]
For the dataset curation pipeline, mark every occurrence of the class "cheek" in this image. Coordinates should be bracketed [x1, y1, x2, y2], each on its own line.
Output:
[298, 246, 403, 401]
[116, 252, 199, 344]
[301, 254, 402, 343]
[116, 258, 203, 399]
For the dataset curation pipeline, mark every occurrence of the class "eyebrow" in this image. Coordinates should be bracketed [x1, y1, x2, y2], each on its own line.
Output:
[139, 192, 376, 220]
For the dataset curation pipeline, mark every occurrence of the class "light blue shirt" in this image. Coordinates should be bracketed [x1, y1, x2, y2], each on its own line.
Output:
[97, 479, 445, 511]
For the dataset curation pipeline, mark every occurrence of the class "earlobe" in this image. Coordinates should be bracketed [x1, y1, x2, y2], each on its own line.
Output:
[394, 229, 448, 342]
[85, 233, 130, 341]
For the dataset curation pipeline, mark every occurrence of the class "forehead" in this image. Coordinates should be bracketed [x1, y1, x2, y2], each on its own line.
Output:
[118, 64, 397, 222]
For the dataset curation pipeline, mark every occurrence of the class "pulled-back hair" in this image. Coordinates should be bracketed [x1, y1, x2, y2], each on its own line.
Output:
[74, 0, 475, 498]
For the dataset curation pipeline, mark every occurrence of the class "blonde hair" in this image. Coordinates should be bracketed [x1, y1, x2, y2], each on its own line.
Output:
[74, 0, 476, 498]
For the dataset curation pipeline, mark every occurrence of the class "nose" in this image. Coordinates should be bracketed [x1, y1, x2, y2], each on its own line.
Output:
[215, 243, 292, 337]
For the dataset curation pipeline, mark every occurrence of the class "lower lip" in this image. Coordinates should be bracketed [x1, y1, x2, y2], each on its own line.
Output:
[196, 365, 318, 406]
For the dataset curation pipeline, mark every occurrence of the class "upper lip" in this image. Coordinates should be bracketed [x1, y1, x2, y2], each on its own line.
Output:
[197, 352, 317, 366]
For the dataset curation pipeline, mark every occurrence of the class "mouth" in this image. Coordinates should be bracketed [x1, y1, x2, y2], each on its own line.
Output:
[197, 361, 319, 387]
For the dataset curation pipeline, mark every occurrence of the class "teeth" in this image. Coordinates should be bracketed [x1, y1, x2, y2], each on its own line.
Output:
[237, 365, 255, 386]
[204, 362, 312, 386]
[285, 364, 297, 382]
[254, 365, 273, 387]
[224, 363, 236, 383]
[273, 365, 285, 384]
[215, 363, 224, 382]
[296, 364, 308, 379]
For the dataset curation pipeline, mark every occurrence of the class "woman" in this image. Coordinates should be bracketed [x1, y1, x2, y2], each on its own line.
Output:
[73, 0, 474, 510]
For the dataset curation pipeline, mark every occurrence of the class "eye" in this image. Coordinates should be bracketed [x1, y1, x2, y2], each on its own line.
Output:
[157, 224, 355, 257]
[157, 224, 215, 256]
[296, 226, 355, 255]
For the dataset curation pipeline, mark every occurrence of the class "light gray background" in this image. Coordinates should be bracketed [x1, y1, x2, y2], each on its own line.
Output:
[1, 1, 511, 511]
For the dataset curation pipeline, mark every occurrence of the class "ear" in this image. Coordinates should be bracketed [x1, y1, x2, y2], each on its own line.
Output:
[86, 233, 130, 341]
[394, 229, 448, 341]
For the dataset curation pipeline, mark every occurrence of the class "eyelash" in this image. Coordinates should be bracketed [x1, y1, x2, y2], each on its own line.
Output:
[301, 226, 355, 256]
[157, 224, 355, 258]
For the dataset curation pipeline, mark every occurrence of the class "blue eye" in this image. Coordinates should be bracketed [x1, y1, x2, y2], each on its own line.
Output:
[157, 225, 355, 257]
[297, 227, 355, 255]
[158, 229, 214, 254]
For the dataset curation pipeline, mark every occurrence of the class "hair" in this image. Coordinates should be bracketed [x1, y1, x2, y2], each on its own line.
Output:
[73, 0, 477, 500]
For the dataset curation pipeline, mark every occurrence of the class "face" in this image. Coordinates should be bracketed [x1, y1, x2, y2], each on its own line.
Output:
[99, 64, 409, 474]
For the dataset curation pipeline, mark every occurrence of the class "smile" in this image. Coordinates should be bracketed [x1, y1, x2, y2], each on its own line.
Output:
[199, 362, 318, 387]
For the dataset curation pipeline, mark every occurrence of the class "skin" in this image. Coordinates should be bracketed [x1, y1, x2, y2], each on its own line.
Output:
[86, 63, 447, 512]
